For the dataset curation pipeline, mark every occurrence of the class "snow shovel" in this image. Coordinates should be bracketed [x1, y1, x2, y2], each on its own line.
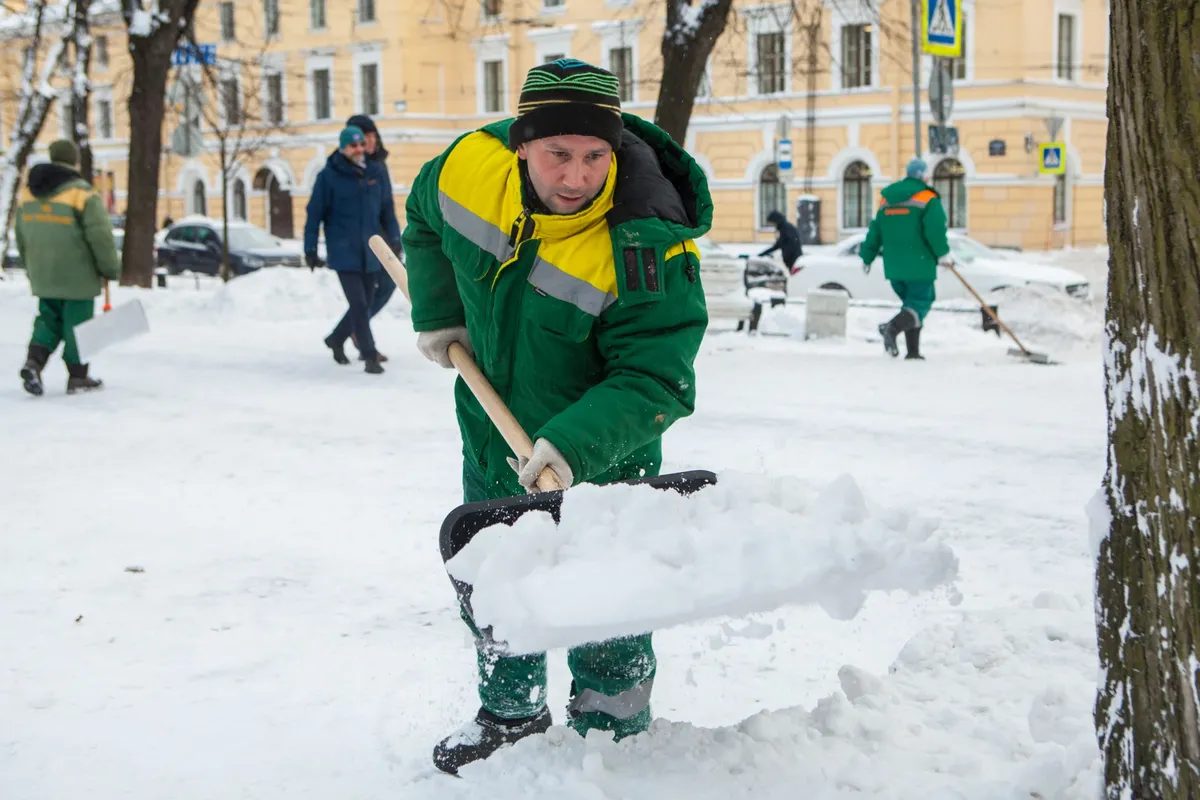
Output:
[945, 263, 1054, 364]
[367, 235, 718, 650]
[74, 282, 149, 364]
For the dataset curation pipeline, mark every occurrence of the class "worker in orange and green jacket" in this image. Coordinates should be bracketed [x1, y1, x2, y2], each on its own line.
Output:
[860, 158, 952, 360]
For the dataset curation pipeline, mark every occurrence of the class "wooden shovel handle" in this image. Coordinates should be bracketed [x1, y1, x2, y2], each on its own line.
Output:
[367, 235, 565, 493]
[945, 263, 1032, 356]
[103, 281, 112, 313]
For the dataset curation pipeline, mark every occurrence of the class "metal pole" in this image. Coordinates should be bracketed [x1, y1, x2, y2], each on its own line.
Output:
[910, 0, 922, 158]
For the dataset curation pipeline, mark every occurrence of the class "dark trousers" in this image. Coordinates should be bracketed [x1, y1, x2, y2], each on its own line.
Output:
[368, 271, 396, 319]
[330, 272, 378, 360]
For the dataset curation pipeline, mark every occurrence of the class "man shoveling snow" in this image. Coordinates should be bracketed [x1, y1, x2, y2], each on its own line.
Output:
[401, 59, 711, 774]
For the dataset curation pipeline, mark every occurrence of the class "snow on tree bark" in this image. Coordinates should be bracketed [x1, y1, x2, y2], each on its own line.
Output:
[119, 0, 201, 287]
[653, 0, 735, 145]
[0, 2, 68, 248]
[70, 0, 95, 184]
[1095, 1, 1200, 798]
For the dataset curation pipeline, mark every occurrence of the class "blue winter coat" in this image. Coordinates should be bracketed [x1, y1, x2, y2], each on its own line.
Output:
[304, 151, 403, 273]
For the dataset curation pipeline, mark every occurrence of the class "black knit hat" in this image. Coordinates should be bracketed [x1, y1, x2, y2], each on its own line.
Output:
[346, 114, 378, 137]
[509, 59, 624, 151]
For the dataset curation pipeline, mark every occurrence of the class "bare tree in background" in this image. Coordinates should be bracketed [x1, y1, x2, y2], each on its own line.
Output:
[68, 0, 94, 183]
[0, 1, 68, 244]
[1094, 0, 1200, 797]
[120, 0, 201, 288]
[654, 0, 736, 144]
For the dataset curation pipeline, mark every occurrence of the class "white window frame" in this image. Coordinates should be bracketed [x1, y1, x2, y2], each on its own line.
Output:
[309, 0, 328, 31]
[58, 91, 75, 139]
[94, 34, 110, 70]
[263, 0, 280, 39]
[480, 0, 503, 24]
[352, 45, 384, 117]
[261, 55, 288, 126]
[305, 52, 336, 121]
[541, 0, 567, 16]
[473, 35, 510, 115]
[357, 0, 377, 25]
[218, 62, 244, 128]
[1053, 0, 1082, 83]
[527, 25, 575, 66]
[593, 19, 643, 104]
[827, 0, 879, 91]
[93, 86, 116, 141]
[743, 4, 792, 96]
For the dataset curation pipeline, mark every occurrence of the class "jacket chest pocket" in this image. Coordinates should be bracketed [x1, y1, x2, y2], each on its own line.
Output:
[525, 288, 594, 343]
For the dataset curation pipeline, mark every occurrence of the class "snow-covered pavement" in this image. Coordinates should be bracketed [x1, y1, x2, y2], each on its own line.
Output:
[0, 258, 1106, 799]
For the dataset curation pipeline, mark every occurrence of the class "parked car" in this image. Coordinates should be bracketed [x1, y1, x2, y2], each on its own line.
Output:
[156, 218, 303, 276]
[783, 232, 1091, 302]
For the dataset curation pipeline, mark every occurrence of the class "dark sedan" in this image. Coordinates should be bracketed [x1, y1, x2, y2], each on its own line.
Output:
[156, 220, 303, 276]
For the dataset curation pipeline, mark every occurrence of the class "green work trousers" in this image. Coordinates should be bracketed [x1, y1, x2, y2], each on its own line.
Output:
[31, 298, 95, 365]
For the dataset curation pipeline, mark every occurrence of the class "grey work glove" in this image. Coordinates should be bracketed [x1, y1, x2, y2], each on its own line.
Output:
[861, 260, 872, 275]
[506, 438, 574, 494]
[938, 255, 955, 268]
[416, 326, 473, 369]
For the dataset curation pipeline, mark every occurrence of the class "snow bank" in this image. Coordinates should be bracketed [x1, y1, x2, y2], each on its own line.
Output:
[197, 267, 410, 323]
[435, 602, 1100, 800]
[988, 284, 1104, 347]
[447, 473, 959, 654]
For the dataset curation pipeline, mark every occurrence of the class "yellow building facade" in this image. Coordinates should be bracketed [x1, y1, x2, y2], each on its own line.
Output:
[0, 0, 1110, 249]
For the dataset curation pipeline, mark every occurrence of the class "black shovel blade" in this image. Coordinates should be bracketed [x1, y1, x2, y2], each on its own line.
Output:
[438, 470, 717, 654]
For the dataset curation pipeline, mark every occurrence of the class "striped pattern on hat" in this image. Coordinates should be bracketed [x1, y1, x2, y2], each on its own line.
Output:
[509, 59, 625, 151]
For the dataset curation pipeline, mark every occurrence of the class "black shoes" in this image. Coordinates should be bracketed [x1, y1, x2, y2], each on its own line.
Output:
[433, 707, 552, 775]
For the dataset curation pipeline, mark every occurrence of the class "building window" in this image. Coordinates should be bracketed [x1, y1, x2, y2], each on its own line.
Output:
[609, 46, 633, 102]
[219, 2, 235, 41]
[312, 68, 332, 120]
[96, 98, 113, 139]
[759, 164, 786, 229]
[359, 63, 379, 116]
[756, 32, 785, 95]
[221, 75, 241, 125]
[1054, 173, 1068, 224]
[841, 24, 873, 88]
[842, 161, 873, 229]
[94, 35, 109, 69]
[483, 0, 502, 17]
[60, 98, 75, 138]
[232, 179, 248, 220]
[951, 11, 968, 80]
[1056, 14, 1076, 80]
[264, 0, 280, 37]
[265, 72, 284, 125]
[359, 0, 376, 23]
[543, 53, 565, 64]
[933, 158, 967, 228]
[543, 0, 564, 7]
[191, 181, 207, 216]
[482, 60, 504, 113]
[310, 0, 327, 29]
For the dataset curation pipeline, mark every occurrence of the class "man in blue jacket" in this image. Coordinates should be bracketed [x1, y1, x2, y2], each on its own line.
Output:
[304, 125, 403, 374]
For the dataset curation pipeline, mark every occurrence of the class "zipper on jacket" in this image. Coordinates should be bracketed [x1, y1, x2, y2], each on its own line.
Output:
[494, 207, 536, 289]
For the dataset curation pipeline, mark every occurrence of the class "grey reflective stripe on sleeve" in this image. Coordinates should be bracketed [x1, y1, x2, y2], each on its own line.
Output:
[897, 198, 930, 208]
[529, 257, 617, 317]
[438, 191, 514, 262]
[568, 677, 654, 720]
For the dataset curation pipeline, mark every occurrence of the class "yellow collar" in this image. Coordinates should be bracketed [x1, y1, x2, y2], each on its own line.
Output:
[504, 154, 617, 241]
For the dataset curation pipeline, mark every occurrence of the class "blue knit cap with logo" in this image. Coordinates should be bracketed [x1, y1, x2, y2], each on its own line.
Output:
[339, 125, 365, 149]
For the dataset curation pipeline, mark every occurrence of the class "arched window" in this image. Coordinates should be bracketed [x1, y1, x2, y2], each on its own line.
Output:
[842, 161, 873, 229]
[758, 164, 786, 229]
[232, 179, 247, 221]
[190, 180, 207, 216]
[933, 158, 967, 228]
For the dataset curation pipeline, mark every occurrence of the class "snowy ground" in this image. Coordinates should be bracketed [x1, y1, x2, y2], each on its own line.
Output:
[0, 253, 1107, 799]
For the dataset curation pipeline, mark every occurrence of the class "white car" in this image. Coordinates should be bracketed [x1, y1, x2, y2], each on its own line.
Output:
[785, 233, 1091, 302]
[696, 236, 785, 332]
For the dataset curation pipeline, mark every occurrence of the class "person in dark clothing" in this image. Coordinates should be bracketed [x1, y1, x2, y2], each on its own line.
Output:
[759, 210, 803, 273]
[304, 125, 403, 375]
[345, 114, 400, 362]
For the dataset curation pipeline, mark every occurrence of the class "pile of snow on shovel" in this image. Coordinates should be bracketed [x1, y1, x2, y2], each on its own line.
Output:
[447, 472, 960, 654]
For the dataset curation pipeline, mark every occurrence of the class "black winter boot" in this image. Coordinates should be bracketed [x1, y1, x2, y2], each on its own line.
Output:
[66, 363, 103, 394]
[324, 335, 350, 365]
[433, 707, 552, 775]
[904, 327, 925, 360]
[879, 309, 920, 357]
[20, 343, 50, 396]
[363, 357, 385, 375]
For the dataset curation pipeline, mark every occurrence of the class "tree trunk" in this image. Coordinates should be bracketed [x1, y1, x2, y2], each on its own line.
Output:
[653, 0, 736, 144]
[70, 0, 94, 184]
[119, 0, 201, 287]
[1095, 2, 1200, 798]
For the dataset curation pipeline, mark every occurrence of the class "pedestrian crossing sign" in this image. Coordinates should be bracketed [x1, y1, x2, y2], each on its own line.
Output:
[1039, 143, 1066, 174]
[921, 0, 963, 58]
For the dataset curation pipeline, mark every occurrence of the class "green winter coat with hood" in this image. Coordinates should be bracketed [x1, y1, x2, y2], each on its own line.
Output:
[860, 177, 951, 282]
[15, 163, 121, 299]
[402, 114, 712, 499]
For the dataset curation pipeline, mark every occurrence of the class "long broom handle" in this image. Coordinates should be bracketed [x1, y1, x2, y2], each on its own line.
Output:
[367, 235, 564, 493]
[945, 263, 1033, 357]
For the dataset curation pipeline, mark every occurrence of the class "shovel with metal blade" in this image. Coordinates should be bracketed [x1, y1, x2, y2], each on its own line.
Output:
[945, 263, 1055, 364]
[367, 235, 717, 652]
[74, 282, 150, 364]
